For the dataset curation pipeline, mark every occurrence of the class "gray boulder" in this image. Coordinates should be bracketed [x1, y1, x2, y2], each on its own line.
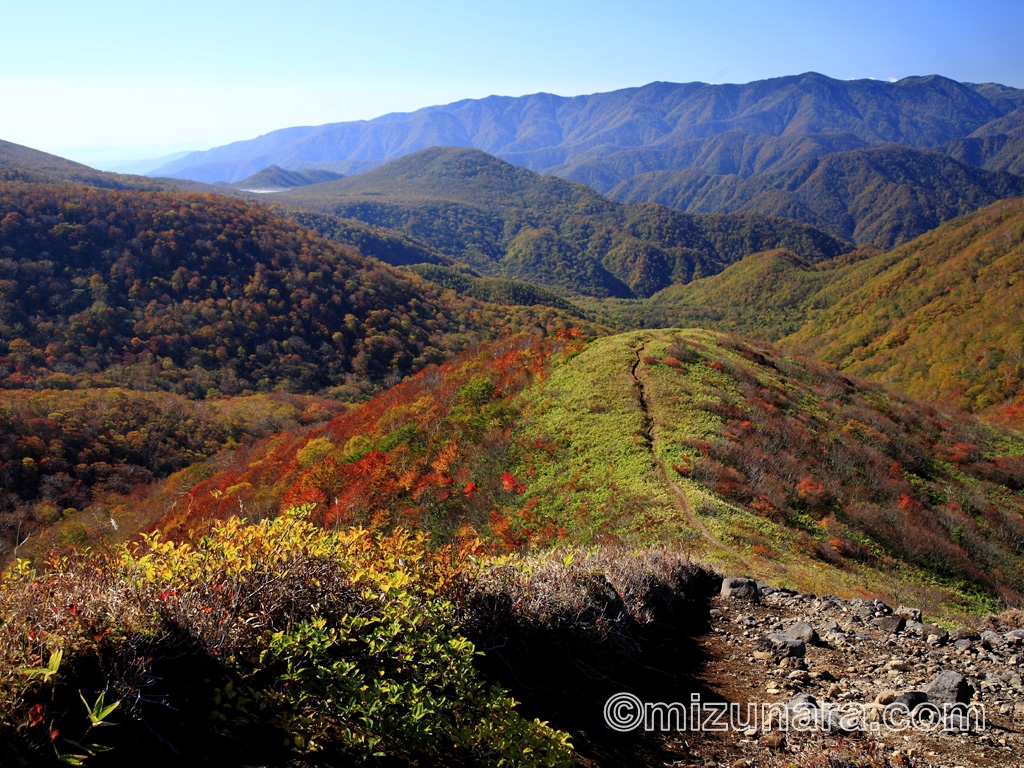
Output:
[871, 615, 906, 634]
[892, 690, 928, 710]
[952, 628, 980, 641]
[787, 621, 819, 644]
[918, 623, 949, 643]
[980, 630, 1004, 647]
[760, 633, 807, 658]
[720, 577, 761, 602]
[925, 670, 974, 706]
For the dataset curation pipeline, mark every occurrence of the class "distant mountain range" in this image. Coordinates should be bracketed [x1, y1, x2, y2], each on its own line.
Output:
[153, 73, 1024, 189]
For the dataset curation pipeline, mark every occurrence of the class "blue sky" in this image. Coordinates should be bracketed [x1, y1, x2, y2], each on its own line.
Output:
[2, 0, 1022, 161]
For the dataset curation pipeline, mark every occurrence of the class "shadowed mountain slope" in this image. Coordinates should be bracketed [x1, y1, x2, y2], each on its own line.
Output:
[608, 145, 1024, 248]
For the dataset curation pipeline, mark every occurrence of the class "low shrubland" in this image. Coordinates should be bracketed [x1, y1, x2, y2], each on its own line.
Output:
[0, 507, 717, 767]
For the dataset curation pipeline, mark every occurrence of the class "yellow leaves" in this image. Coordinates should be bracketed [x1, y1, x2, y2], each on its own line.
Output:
[1, 557, 35, 586]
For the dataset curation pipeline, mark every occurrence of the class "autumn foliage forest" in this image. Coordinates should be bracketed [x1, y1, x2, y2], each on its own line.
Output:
[0, 182, 584, 396]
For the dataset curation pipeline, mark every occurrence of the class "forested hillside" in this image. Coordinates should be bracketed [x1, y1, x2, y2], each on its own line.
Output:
[621, 199, 1024, 431]
[0, 140, 226, 194]
[0, 182, 592, 396]
[783, 197, 1024, 420]
[0, 389, 346, 559]
[277, 147, 849, 297]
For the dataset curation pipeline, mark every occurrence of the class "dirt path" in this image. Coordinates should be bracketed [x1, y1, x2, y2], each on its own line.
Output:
[631, 342, 750, 568]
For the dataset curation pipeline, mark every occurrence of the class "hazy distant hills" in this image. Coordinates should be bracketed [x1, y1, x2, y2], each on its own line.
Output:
[153, 73, 1024, 185]
[232, 164, 343, 189]
[275, 146, 849, 297]
[0, 139, 238, 195]
[608, 145, 1024, 247]
[0, 139, 172, 190]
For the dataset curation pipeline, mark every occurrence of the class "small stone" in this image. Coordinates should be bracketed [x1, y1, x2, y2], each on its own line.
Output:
[762, 730, 785, 749]
[759, 633, 806, 658]
[709, 608, 724, 620]
[943, 711, 973, 733]
[921, 623, 950, 643]
[820, 620, 843, 635]
[896, 605, 922, 622]
[827, 683, 842, 698]
[788, 692, 818, 709]
[875, 690, 897, 705]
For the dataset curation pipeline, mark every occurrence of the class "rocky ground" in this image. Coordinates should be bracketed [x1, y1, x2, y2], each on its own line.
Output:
[637, 578, 1024, 768]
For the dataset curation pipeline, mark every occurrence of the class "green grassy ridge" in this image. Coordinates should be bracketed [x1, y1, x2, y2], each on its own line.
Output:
[508, 329, 1024, 616]
[275, 147, 851, 299]
[97, 325, 1024, 620]
[508, 330, 691, 545]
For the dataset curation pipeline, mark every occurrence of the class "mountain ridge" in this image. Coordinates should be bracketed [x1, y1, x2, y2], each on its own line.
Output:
[274, 146, 851, 298]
